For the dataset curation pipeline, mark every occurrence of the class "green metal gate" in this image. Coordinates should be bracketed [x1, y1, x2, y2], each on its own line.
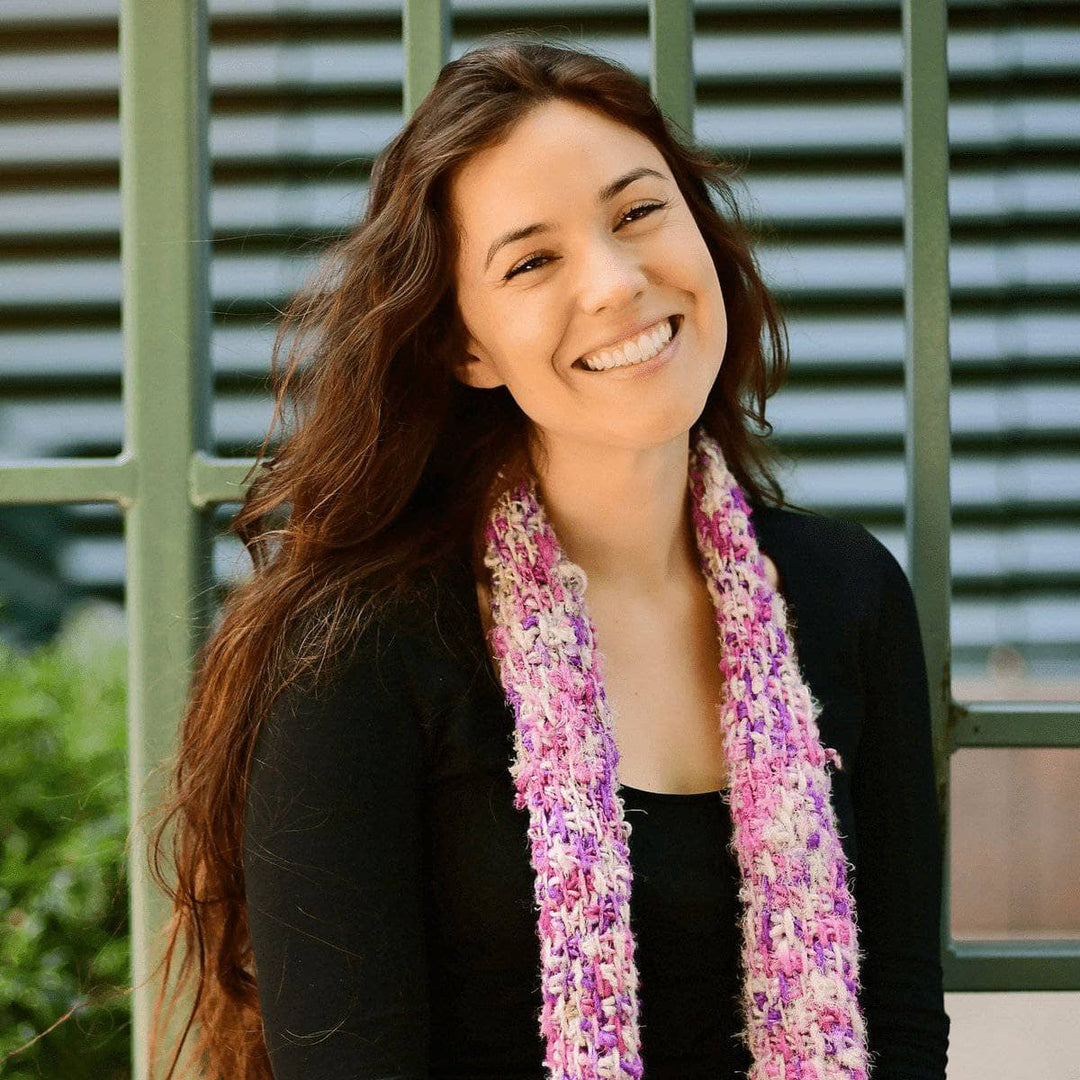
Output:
[1, 1, 1076, 1076]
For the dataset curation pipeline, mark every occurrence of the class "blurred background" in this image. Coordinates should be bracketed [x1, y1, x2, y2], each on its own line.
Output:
[0, 0, 1077, 1076]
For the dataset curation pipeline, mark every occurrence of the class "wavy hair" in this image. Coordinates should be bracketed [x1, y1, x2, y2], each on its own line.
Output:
[145, 31, 803, 1079]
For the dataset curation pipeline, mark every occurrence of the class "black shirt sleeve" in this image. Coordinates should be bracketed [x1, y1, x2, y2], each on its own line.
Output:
[242, 619, 431, 1080]
[851, 530, 951, 1078]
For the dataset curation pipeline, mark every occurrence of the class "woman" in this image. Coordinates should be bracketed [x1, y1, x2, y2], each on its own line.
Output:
[148, 35, 950, 1080]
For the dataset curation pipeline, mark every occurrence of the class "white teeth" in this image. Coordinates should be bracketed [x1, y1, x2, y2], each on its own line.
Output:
[581, 317, 673, 371]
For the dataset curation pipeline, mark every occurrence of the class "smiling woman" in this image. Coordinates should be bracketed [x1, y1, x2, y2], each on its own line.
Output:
[449, 99, 727, 465]
[146, 31, 949, 1080]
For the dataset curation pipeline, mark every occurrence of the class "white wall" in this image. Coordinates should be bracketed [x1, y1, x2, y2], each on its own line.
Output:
[946, 992, 1079, 1079]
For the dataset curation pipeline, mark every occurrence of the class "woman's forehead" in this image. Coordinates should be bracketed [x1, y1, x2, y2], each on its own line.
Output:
[449, 114, 667, 271]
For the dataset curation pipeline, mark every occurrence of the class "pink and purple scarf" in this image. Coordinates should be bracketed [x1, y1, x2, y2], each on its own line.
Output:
[481, 422, 870, 1080]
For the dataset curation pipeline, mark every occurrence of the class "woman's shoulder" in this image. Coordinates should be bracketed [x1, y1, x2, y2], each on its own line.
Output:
[748, 498, 913, 621]
[750, 497, 865, 547]
[268, 560, 481, 742]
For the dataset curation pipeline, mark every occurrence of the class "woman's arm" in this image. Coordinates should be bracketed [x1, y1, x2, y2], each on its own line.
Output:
[851, 532, 951, 1079]
[243, 623, 430, 1080]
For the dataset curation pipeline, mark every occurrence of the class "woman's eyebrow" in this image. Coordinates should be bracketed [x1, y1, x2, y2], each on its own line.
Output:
[483, 166, 667, 272]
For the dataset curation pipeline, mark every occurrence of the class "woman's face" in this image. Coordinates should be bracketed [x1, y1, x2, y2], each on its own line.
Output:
[449, 98, 727, 457]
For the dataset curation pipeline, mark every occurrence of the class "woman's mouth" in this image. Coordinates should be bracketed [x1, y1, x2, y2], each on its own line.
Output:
[573, 314, 682, 375]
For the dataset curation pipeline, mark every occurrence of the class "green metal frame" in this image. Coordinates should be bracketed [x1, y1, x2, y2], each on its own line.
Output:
[0, 0, 1076, 1075]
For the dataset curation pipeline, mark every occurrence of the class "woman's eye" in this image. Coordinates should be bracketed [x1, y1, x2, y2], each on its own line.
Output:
[504, 253, 552, 279]
[504, 199, 669, 280]
[621, 199, 668, 225]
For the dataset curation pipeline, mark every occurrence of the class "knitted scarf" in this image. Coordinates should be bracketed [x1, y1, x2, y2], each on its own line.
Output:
[481, 422, 870, 1080]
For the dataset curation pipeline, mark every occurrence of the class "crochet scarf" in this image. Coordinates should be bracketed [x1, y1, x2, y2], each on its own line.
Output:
[481, 422, 870, 1080]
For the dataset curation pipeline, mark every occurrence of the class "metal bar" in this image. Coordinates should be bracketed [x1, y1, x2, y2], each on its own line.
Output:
[189, 450, 258, 509]
[943, 941, 1080, 991]
[119, 0, 213, 1075]
[648, 0, 694, 139]
[402, 0, 449, 122]
[951, 700, 1080, 747]
[0, 452, 255, 511]
[900, 0, 957, 987]
[0, 457, 137, 507]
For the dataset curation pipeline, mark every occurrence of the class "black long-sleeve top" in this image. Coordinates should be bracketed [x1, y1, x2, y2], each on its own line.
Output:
[242, 500, 951, 1079]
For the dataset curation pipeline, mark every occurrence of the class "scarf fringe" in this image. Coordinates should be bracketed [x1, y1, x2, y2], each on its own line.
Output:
[483, 422, 870, 1080]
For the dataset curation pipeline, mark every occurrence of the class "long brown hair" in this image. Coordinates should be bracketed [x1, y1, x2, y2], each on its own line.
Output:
[145, 31, 803, 1079]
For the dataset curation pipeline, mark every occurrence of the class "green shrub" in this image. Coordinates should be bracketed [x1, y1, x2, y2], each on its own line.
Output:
[0, 601, 131, 1079]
